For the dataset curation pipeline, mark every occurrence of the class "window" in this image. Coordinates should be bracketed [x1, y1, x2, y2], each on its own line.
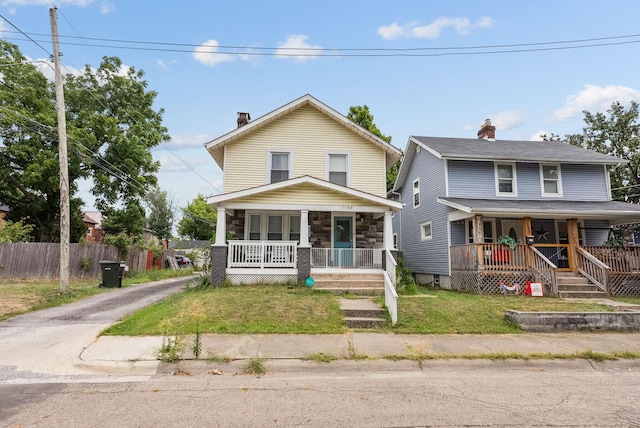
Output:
[495, 163, 517, 195]
[326, 152, 349, 186]
[413, 179, 420, 208]
[541, 164, 562, 196]
[249, 214, 261, 240]
[289, 215, 301, 242]
[267, 215, 283, 240]
[267, 149, 292, 183]
[467, 219, 496, 243]
[420, 221, 432, 241]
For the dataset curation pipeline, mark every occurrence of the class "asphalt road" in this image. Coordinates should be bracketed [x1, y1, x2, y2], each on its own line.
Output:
[2, 359, 640, 427]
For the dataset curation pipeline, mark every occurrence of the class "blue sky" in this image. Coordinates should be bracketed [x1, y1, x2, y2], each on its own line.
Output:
[2, 0, 640, 216]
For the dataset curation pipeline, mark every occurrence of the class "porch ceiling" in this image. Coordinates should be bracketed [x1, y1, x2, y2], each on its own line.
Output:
[438, 197, 640, 224]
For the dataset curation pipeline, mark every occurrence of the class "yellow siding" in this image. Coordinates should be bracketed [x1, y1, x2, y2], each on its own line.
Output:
[233, 183, 372, 206]
[224, 105, 387, 197]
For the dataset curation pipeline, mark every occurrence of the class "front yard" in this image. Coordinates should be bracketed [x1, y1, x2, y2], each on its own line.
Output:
[102, 284, 624, 336]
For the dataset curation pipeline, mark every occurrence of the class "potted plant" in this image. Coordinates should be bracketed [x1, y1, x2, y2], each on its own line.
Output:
[494, 235, 516, 263]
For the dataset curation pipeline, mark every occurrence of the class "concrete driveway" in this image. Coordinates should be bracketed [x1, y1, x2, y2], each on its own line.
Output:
[0, 276, 192, 383]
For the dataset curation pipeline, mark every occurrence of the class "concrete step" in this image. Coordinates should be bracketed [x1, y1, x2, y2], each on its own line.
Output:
[316, 287, 384, 296]
[344, 316, 386, 328]
[558, 290, 608, 299]
[311, 273, 384, 281]
[313, 280, 384, 288]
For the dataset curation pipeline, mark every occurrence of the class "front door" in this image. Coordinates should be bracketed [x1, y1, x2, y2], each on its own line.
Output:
[501, 220, 523, 244]
[333, 216, 353, 267]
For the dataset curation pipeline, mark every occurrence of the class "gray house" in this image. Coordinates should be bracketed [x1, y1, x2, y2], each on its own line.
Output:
[392, 121, 640, 297]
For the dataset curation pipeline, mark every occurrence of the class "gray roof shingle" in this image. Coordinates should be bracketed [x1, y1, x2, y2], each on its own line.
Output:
[413, 136, 624, 164]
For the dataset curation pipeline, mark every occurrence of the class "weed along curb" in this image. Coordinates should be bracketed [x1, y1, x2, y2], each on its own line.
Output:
[505, 310, 640, 332]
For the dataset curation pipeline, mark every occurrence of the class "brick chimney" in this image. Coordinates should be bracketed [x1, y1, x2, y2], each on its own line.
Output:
[237, 112, 251, 128]
[477, 118, 496, 141]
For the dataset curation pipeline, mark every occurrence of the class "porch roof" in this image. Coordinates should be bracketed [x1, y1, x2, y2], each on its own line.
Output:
[207, 175, 403, 212]
[438, 197, 640, 224]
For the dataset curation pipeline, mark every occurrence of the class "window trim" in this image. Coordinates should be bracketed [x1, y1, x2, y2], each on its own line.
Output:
[494, 162, 518, 196]
[420, 221, 432, 241]
[413, 178, 420, 208]
[540, 163, 563, 197]
[266, 148, 294, 184]
[325, 151, 351, 187]
[466, 218, 497, 243]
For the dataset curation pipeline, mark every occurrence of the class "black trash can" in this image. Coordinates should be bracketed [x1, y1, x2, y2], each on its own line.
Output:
[99, 261, 126, 288]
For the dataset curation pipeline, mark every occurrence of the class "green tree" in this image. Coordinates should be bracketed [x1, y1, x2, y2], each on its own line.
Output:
[346, 105, 398, 190]
[145, 186, 174, 240]
[0, 220, 34, 243]
[0, 41, 168, 242]
[65, 56, 169, 237]
[561, 101, 640, 203]
[177, 195, 217, 240]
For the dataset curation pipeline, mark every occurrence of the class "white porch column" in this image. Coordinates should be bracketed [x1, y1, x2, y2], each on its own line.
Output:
[214, 207, 226, 246]
[300, 209, 310, 247]
[383, 211, 393, 249]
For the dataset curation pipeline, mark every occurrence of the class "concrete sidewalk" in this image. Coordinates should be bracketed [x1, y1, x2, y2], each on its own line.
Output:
[76, 331, 640, 375]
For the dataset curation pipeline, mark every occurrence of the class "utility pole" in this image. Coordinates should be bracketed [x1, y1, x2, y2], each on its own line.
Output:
[50, 7, 70, 294]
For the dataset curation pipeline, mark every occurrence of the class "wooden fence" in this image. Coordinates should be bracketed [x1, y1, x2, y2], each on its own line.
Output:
[0, 243, 151, 279]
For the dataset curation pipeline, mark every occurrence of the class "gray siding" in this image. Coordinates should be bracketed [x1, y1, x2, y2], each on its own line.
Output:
[397, 150, 450, 276]
[448, 160, 610, 201]
[583, 219, 610, 245]
[450, 221, 466, 246]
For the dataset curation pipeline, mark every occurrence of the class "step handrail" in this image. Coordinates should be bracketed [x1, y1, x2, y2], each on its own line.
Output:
[529, 246, 558, 297]
[575, 246, 610, 295]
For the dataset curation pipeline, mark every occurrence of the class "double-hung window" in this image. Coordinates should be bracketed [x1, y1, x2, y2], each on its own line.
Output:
[540, 164, 562, 196]
[413, 179, 420, 208]
[267, 215, 283, 240]
[495, 163, 517, 196]
[268, 149, 292, 183]
[326, 152, 349, 186]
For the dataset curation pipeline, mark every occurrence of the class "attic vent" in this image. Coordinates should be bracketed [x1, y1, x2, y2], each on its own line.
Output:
[416, 145, 421, 154]
[237, 112, 251, 128]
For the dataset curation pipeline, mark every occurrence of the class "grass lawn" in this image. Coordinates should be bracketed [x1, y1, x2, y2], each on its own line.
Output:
[103, 284, 620, 336]
[0, 268, 194, 322]
[103, 285, 346, 336]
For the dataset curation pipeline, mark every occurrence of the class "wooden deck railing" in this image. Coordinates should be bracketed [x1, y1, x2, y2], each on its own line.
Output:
[532, 244, 571, 270]
[450, 243, 529, 271]
[576, 246, 610, 294]
[530, 246, 558, 297]
[581, 246, 640, 273]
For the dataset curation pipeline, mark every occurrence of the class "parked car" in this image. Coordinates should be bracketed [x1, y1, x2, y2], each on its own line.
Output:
[175, 255, 192, 267]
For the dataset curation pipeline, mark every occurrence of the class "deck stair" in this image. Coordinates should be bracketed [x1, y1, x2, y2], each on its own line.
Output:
[310, 272, 385, 296]
[556, 272, 607, 298]
[339, 298, 386, 328]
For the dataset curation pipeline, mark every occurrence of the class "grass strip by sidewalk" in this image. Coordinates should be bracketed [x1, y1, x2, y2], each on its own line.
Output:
[0, 268, 194, 322]
[103, 284, 618, 336]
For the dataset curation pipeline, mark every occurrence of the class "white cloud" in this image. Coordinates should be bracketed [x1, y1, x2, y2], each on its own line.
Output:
[378, 16, 494, 40]
[551, 84, 640, 122]
[275, 35, 323, 62]
[491, 110, 523, 130]
[169, 133, 214, 148]
[100, 0, 114, 14]
[192, 39, 235, 67]
[156, 59, 167, 70]
[1, 0, 94, 6]
[530, 130, 550, 141]
[158, 155, 207, 172]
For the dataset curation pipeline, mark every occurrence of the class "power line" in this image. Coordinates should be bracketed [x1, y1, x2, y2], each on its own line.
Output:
[7, 29, 640, 52]
[0, 15, 52, 57]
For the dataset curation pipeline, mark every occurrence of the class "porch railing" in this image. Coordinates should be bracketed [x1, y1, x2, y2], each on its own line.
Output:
[582, 246, 640, 273]
[227, 241, 298, 268]
[530, 246, 558, 297]
[533, 244, 571, 270]
[576, 246, 610, 294]
[310, 248, 382, 269]
[450, 243, 528, 271]
[384, 248, 398, 325]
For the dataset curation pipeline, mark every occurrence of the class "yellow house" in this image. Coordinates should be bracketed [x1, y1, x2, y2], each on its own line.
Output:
[0, 205, 9, 227]
[206, 95, 403, 296]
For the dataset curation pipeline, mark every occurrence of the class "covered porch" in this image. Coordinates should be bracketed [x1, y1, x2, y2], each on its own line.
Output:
[208, 176, 401, 286]
[440, 197, 640, 297]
